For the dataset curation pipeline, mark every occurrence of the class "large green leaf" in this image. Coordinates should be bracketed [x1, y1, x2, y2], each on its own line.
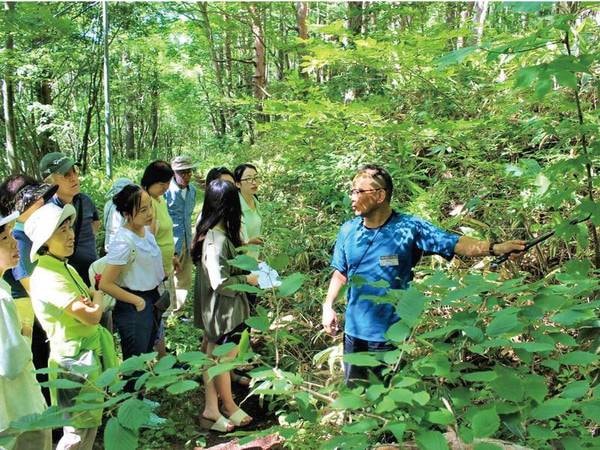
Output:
[559, 351, 598, 366]
[227, 254, 259, 271]
[277, 273, 306, 297]
[331, 392, 365, 410]
[104, 417, 138, 450]
[416, 430, 449, 450]
[560, 380, 589, 400]
[166, 380, 199, 395]
[117, 398, 153, 431]
[531, 398, 573, 420]
[395, 287, 427, 328]
[471, 408, 500, 438]
[486, 308, 522, 337]
[437, 46, 477, 68]
[245, 315, 271, 332]
[343, 352, 382, 367]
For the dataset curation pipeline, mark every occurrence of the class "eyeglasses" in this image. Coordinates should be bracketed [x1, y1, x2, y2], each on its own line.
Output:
[176, 169, 192, 176]
[349, 188, 382, 196]
[241, 176, 260, 183]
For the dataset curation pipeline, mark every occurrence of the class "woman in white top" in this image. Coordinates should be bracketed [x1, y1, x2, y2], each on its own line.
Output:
[99, 185, 165, 360]
[233, 164, 263, 257]
[0, 209, 50, 450]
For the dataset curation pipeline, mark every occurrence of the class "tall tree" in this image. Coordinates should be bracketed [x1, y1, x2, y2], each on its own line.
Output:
[2, 1, 17, 172]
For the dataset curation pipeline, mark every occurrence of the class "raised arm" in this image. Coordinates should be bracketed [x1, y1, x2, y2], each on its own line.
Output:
[454, 236, 526, 258]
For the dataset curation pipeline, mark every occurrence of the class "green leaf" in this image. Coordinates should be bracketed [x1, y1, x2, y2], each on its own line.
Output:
[560, 380, 589, 400]
[559, 351, 599, 366]
[462, 371, 497, 382]
[531, 398, 573, 420]
[177, 351, 209, 367]
[437, 46, 476, 68]
[471, 408, 500, 438]
[277, 272, 306, 297]
[96, 368, 118, 388]
[166, 380, 199, 395]
[343, 352, 382, 367]
[474, 444, 503, 450]
[228, 284, 263, 294]
[413, 391, 430, 406]
[534, 77, 552, 99]
[104, 417, 138, 450]
[486, 308, 522, 337]
[552, 309, 595, 326]
[117, 398, 152, 431]
[396, 287, 427, 328]
[267, 254, 289, 272]
[580, 400, 600, 422]
[342, 418, 378, 434]
[490, 368, 524, 402]
[212, 342, 237, 357]
[238, 329, 251, 355]
[389, 388, 414, 404]
[427, 410, 454, 425]
[227, 254, 259, 271]
[245, 315, 271, 332]
[416, 430, 449, 450]
[153, 354, 176, 373]
[554, 70, 577, 90]
[331, 392, 365, 410]
[207, 362, 237, 380]
[144, 374, 179, 390]
[513, 67, 538, 88]
[41, 379, 82, 389]
[385, 321, 410, 342]
[385, 422, 406, 441]
[523, 374, 548, 404]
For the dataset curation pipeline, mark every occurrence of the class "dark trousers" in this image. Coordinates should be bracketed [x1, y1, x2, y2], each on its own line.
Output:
[113, 287, 159, 360]
[344, 333, 394, 386]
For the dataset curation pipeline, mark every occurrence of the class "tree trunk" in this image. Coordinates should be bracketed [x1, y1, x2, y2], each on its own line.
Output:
[36, 76, 59, 155]
[198, 2, 227, 136]
[456, 3, 473, 49]
[473, 0, 489, 45]
[348, 1, 363, 36]
[150, 70, 159, 159]
[296, 1, 309, 79]
[248, 2, 267, 121]
[2, 1, 18, 172]
[80, 62, 101, 173]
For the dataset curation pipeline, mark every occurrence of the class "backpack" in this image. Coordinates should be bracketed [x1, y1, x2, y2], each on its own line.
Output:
[89, 232, 136, 311]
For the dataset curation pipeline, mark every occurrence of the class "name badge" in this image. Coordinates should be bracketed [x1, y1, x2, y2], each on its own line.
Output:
[380, 255, 399, 267]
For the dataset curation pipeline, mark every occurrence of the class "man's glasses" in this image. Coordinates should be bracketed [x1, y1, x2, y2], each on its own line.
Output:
[349, 188, 382, 196]
[177, 169, 192, 176]
[241, 176, 260, 183]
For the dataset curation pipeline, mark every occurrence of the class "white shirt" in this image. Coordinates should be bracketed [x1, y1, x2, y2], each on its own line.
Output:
[107, 227, 165, 291]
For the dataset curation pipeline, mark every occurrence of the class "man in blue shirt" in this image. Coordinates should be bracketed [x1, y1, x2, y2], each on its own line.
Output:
[322, 165, 525, 384]
[40, 152, 100, 284]
[165, 155, 197, 315]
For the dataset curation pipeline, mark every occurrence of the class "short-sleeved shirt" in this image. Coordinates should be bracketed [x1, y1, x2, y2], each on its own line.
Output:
[151, 197, 175, 274]
[331, 211, 459, 342]
[29, 255, 97, 358]
[103, 201, 124, 253]
[107, 227, 165, 292]
[51, 193, 99, 283]
[3, 222, 35, 299]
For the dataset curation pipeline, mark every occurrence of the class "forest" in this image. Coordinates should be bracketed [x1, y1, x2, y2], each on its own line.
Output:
[0, 1, 599, 449]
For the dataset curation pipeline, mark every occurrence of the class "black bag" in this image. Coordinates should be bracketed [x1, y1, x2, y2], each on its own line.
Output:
[154, 289, 171, 313]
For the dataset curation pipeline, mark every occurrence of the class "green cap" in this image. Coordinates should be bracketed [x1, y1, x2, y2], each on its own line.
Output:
[39, 152, 76, 179]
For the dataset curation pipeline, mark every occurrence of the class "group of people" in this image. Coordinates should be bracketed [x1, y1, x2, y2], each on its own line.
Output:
[0, 155, 525, 448]
[0, 153, 263, 448]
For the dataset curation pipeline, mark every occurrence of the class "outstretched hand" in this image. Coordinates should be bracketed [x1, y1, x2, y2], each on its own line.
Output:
[494, 240, 526, 260]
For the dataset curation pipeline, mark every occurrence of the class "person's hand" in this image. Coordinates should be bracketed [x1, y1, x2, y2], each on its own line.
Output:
[91, 290, 104, 306]
[322, 304, 339, 336]
[246, 274, 259, 286]
[80, 296, 95, 307]
[494, 240, 526, 260]
[247, 237, 264, 245]
[133, 296, 146, 312]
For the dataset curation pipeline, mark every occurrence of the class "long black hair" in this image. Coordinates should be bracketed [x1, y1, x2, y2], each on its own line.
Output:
[191, 179, 243, 263]
[113, 184, 143, 219]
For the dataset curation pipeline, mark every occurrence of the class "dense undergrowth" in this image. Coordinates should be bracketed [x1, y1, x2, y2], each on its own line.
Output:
[2, 2, 599, 450]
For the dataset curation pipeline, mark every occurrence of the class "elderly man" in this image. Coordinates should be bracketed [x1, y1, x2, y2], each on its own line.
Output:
[39, 152, 100, 284]
[165, 155, 198, 316]
[322, 164, 525, 385]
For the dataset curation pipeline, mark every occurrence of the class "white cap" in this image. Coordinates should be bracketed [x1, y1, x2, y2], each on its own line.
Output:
[24, 203, 76, 262]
